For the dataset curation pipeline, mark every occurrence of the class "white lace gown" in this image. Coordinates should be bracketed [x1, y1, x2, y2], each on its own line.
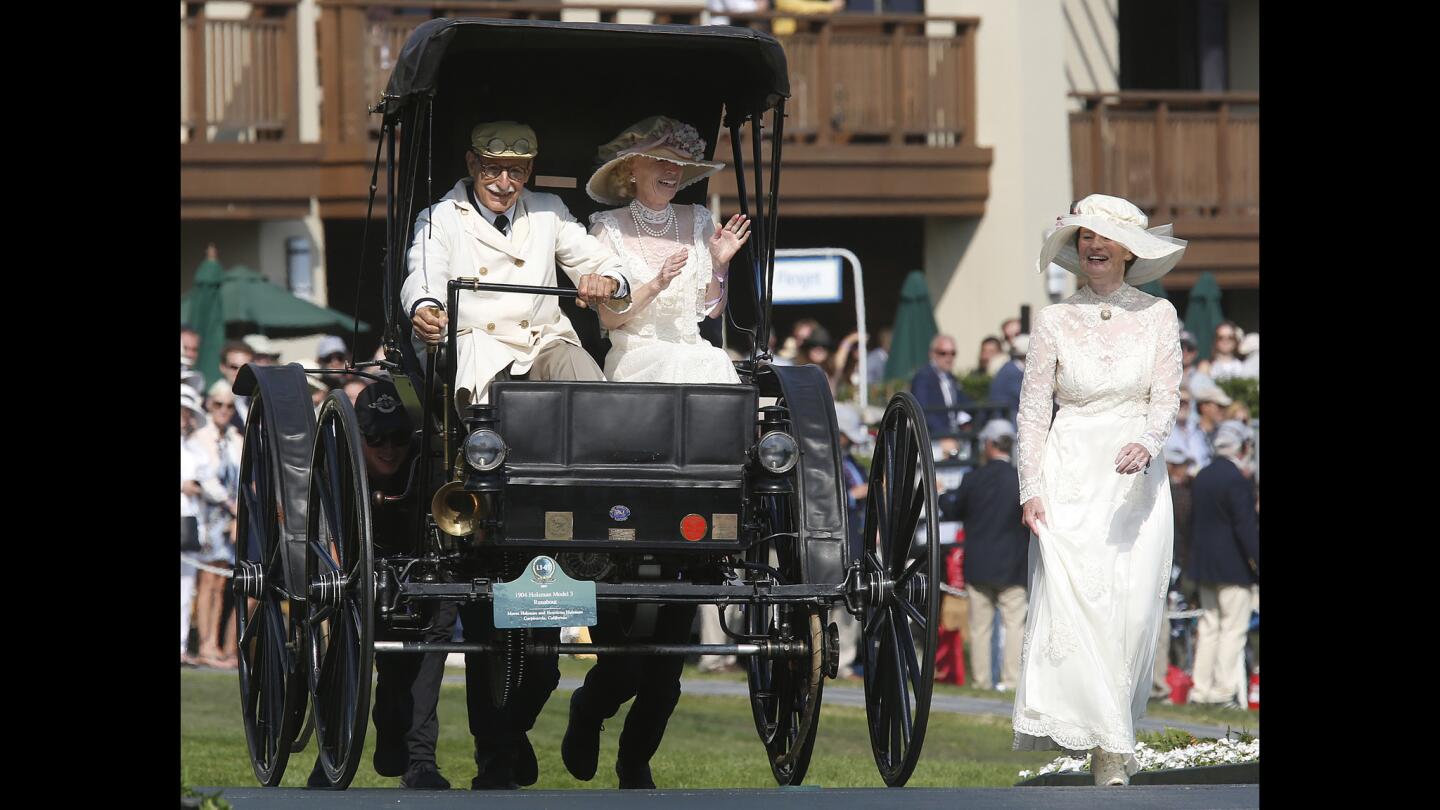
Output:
[1012, 283, 1182, 766]
[589, 205, 740, 384]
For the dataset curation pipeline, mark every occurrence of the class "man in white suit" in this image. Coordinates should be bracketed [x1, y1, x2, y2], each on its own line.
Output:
[404, 120, 634, 407]
[401, 120, 635, 789]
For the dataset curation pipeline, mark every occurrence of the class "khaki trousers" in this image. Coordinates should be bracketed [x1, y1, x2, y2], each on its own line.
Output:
[1189, 582, 1253, 704]
[966, 583, 1027, 690]
[464, 339, 607, 406]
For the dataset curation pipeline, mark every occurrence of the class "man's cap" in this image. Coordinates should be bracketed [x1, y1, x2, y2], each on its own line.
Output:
[1213, 420, 1253, 452]
[1009, 334, 1030, 358]
[243, 334, 281, 359]
[355, 381, 410, 437]
[1190, 379, 1233, 407]
[801, 324, 833, 350]
[978, 419, 1017, 444]
[317, 335, 348, 359]
[470, 121, 539, 159]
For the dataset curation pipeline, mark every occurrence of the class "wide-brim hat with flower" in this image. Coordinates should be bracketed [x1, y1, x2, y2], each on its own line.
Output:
[585, 116, 725, 205]
[1037, 193, 1188, 286]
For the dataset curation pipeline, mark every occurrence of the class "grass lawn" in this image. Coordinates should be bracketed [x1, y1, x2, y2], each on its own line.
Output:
[182, 662, 1060, 790]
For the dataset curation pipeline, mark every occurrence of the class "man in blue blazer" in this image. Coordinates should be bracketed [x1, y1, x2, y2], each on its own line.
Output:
[911, 334, 973, 437]
[1187, 420, 1259, 707]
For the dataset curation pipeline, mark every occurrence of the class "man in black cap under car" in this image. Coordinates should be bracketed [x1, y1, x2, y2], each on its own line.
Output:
[309, 381, 453, 790]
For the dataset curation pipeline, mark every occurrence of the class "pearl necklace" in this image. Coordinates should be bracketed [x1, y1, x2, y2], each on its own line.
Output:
[628, 201, 681, 271]
[630, 200, 676, 237]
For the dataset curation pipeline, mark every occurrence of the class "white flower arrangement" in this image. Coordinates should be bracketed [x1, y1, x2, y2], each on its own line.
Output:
[1017, 736, 1259, 780]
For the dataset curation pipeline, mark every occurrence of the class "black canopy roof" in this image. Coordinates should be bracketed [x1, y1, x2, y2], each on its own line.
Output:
[382, 17, 790, 120]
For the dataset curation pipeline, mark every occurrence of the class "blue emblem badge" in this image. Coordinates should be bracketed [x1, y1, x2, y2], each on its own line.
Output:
[609, 505, 631, 522]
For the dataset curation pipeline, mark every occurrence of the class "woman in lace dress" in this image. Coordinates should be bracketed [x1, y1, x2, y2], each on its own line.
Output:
[583, 115, 749, 385]
[556, 116, 750, 789]
[1013, 194, 1188, 786]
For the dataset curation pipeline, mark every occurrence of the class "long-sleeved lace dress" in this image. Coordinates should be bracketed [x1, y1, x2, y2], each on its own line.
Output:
[589, 205, 740, 384]
[1011, 283, 1182, 769]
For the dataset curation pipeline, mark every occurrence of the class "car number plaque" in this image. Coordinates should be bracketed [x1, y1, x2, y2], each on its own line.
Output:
[492, 555, 597, 628]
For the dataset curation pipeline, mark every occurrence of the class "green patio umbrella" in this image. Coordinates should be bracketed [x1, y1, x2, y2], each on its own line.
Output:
[883, 271, 940, 383]
[1183, 271, 1225, 359]
[180, 265, 370, 339]
[188, 253, 227, 388]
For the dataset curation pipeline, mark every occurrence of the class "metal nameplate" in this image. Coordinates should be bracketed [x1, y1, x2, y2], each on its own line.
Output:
[493, 555, 597, 628]
[608, 528, 636, 541]
[544, 511, 573, 540]
[712, 513, 738, 540]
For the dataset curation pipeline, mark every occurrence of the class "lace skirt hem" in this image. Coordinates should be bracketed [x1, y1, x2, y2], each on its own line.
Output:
[1012, 715, 1138, 768]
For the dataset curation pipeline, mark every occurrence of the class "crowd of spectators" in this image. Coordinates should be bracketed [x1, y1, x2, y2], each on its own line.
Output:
[179, 328, 370, 668]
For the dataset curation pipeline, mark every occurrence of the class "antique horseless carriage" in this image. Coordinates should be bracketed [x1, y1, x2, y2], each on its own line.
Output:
[230, 17, 939, 790]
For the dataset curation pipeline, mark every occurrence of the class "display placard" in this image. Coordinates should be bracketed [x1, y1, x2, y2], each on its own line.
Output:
[772, 255, 844, 304]
[493, 555, 597, 628]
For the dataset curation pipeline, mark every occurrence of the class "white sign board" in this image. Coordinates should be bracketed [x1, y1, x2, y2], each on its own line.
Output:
[772, 256, 844, 304]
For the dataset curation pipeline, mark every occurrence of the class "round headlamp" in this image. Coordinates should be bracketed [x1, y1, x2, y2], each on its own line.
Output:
[755, 431, 799, 474]
[464, 429, 507, 471]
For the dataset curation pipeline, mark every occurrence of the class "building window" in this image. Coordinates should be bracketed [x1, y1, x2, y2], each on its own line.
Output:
[287, 236, 313, 301]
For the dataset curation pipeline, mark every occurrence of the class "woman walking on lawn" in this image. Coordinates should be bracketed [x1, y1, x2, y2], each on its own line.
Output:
[1012, 194, 1187, 786]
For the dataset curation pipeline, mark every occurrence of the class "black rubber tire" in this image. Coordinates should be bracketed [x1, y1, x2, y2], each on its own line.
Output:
[743, 494, 825, 786]
[860, 392, 940, 787]
[233, 390, 310, 787]
[303, 392, 376, 790]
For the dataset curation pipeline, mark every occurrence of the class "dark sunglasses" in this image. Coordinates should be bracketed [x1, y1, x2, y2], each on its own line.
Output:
[933, 350, 956, 357]
[364, 430, 410, 448]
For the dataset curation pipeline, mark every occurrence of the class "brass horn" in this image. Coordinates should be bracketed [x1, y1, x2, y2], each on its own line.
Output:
[432, 480, 486, 537]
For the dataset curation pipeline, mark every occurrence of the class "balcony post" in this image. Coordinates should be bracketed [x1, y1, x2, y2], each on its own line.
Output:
[1090, 95, 1104, 194]
[1215, 100, 1230, 217]
[817, 19, 833, 145]
[890, 23, 905, 145]
[1153, 100, 1168, 220]
[188, 7, 209, 143]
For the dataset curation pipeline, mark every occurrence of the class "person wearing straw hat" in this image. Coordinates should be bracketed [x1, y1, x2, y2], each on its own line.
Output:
[1011, 194, 1188, 786]
[582, 115, 750, 386]
[403, 120, 637, 408]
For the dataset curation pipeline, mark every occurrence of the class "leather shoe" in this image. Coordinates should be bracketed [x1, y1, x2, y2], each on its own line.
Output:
[514, 734, 538, 787]
[615, 759, 655, 790]
[561, 693, 603, 781]
[472, 748, 520, 790]
[373, 747, 407, 778]
[401, 761, 451, 790]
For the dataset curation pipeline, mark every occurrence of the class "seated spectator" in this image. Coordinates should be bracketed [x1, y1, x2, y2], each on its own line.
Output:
[776, 318, 819, 364]
[219, 340, 255, 430]
[243, 334, 282, 366]
[772, 0, 843, 37]
[975, 335, 1003, 378]
[318, 334, 351, 389]
[910, 334, 972, 437]
[707, 0, 768, 26]
[1200, 320, 1245, 381]
[1189, 380, 1232, 472]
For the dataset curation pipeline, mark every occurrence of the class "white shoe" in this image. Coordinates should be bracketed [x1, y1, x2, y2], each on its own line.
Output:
[1091, 749, 1129, 786]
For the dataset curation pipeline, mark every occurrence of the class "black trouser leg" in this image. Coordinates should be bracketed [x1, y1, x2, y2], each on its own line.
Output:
[579, 604, 695, 772]
[458, 601, 561, 756]
[372, 601, 457, 770]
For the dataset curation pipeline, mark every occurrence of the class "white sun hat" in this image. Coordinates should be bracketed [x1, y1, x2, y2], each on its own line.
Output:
[1036, 194, 1189, 286]
[585, 116, 725, 206]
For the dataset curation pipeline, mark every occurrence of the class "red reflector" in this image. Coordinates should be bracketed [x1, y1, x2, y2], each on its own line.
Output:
[680, 514, 707, 541]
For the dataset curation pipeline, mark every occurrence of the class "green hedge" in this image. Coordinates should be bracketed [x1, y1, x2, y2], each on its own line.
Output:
[1217, 377, 1260, 419]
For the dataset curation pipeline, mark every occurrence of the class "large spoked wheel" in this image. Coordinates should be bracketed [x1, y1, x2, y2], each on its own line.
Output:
[744, 494, 825, 786]
[303, 393, 375, 790]
[233, 391, 309, 786]
[860, 392, 940, 787]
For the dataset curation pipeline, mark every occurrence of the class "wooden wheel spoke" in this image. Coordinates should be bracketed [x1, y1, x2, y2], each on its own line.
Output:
[886, 606, 913, 747]
[894, 592, 927, 632]
[893, 479, 926, 566]
[895, 555, 926, 588]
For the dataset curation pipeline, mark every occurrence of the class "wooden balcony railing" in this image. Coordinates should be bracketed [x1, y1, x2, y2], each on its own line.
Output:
[1069, 92, 1259, 220]
[181, 1, 300, 143]
[721, 13, 979, 147]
